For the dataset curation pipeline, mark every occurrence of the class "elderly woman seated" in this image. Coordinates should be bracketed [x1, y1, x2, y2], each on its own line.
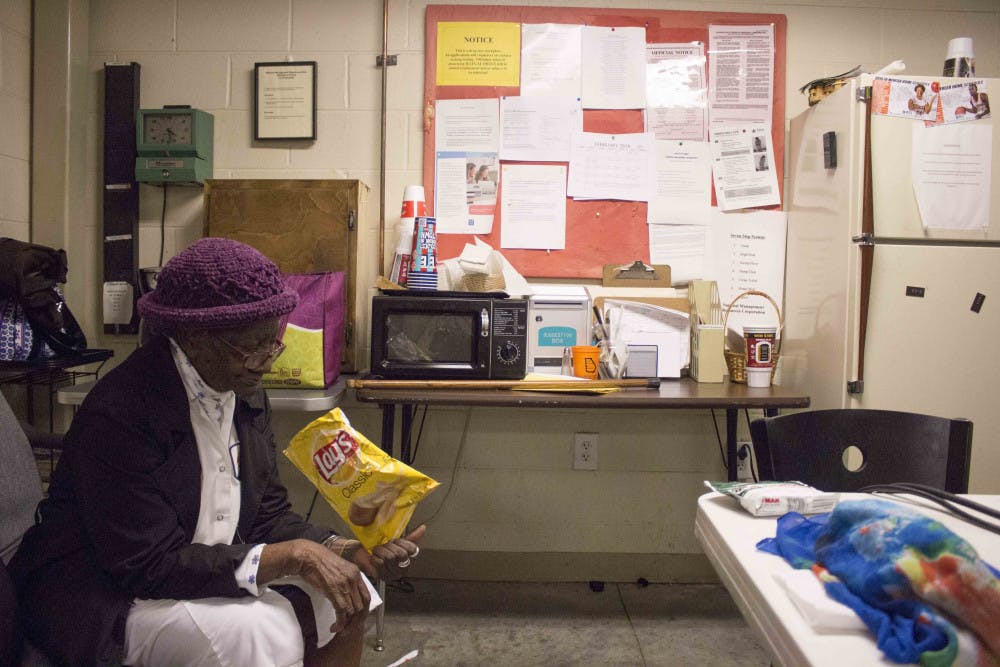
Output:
[10, 238, 424, 666]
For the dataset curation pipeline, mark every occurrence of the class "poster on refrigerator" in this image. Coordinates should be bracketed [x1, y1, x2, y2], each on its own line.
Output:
[936, 80, 992, 124]
[871, 76, 944, 124]
[911, 123, 991, 230]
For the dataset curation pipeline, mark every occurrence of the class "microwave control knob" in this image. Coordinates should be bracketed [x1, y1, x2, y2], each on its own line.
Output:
[497, 340, 521, 365]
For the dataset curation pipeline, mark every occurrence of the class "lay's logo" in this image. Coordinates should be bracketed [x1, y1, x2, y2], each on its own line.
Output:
[312, 430, 359, 482]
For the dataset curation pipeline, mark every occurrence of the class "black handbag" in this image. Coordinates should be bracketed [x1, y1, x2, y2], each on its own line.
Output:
[0, 238, 87, 358]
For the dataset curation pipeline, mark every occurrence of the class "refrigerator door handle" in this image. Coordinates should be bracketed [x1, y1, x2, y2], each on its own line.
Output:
[854, 234, 1000, 249]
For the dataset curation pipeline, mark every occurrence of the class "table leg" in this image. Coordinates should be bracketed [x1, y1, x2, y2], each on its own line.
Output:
[374, 579, 386, 652]
[400, 405, 414, 464]
[373, 403, 395, 652]
[726, 408, 738, 482]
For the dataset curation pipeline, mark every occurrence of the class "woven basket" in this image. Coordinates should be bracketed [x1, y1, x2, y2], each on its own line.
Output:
[722, 290, 783, 384]
[456, 271, 506, 293]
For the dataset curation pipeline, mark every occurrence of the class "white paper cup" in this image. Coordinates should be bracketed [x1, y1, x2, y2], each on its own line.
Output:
[401, 185, 426, 218]
[743, 326, 777, 368]
[746, 367, 772, 388]
[946, 37, 974, 59]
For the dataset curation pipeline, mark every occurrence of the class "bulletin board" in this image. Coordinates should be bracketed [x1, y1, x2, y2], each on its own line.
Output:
[423, 5, 787, 279]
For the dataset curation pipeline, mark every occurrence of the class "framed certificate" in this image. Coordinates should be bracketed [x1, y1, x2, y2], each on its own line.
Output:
[254, 61, 317, 140]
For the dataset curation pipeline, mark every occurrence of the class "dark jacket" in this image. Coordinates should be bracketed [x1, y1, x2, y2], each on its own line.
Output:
[9, 336, 331, 666]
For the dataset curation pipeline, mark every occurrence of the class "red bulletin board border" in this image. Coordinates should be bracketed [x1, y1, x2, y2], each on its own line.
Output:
[423, 5, 786, 279]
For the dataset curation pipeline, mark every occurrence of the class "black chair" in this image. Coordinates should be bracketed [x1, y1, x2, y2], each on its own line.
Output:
[749, 409, 972, 494]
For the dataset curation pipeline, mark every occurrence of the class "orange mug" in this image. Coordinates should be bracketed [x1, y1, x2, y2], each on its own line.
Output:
[571, 345, 600, 380]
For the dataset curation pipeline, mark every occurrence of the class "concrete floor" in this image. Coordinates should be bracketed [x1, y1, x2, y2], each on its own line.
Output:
[361, 580, 770, 667]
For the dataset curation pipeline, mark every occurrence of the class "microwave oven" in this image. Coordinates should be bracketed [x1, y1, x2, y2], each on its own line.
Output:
[370, 292, 528, 379]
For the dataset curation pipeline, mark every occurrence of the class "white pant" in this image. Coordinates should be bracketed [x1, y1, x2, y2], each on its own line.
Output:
[122, 576, 380, 667]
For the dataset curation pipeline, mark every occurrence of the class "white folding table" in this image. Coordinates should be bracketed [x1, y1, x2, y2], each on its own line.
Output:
[695, 491, 1000, 667]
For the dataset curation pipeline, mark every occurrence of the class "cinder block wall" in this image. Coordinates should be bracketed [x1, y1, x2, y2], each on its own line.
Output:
[0, 1, 31, 240]
[21, 0, 1000, 580]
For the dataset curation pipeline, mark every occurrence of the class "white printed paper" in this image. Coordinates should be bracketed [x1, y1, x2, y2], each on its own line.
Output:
[709, 208, 787, 336]
[568, 131, 654, 201]
[435, 98, 500, 152]
[647, 224, 711, 285]
[649, 140, 712, 225]
[500, 164, 567, 250]
[710, 126, 780, 211]
[499, 96, 582, 162]
[645, 43, 708, 141]
[708, 25, 774, 130]
[911, 123, 991, 230]
[521, 23, 583, 98]
[581, 26, 647, 110]
[435, 151, 497, 235]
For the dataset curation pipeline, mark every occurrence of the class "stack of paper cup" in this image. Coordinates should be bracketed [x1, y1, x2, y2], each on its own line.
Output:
[407, 216, 438, 290]
[389, 185, 426, 286]
[943, 37, 975, 78]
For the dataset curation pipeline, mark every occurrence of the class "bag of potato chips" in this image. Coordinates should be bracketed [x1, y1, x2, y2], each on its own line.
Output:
[284, 407, 439, 550]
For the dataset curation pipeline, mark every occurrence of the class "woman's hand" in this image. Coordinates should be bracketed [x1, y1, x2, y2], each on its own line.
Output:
[259, 540, 371, 633]
[346, 525, 427, 582]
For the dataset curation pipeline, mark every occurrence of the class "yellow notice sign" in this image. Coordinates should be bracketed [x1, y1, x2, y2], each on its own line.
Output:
[437, 22, 520, 87]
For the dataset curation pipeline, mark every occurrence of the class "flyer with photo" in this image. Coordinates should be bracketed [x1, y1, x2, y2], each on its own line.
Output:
[936, 80, 991, 124]
[872, 76, 944, 123]
[709, 125, 780, 211]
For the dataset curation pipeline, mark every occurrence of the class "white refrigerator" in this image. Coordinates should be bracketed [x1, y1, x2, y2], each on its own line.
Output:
[782, 76, 1000, 494]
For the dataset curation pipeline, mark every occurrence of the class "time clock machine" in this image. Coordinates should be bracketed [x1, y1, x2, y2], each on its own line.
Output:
[135, 106, 214, 184]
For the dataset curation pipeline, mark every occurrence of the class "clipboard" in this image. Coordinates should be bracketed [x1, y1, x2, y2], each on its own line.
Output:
[602, 261, 671, 288]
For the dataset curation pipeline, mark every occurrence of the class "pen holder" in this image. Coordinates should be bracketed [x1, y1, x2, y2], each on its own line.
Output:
[722, 290, 783, 384]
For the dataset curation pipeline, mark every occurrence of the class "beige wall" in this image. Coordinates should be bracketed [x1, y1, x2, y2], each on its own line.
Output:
[24, 0, 1000, 580]
[0, 0, 31, 241]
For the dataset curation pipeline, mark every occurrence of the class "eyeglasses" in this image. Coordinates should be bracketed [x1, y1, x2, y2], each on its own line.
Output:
[215, 336, 286, 370]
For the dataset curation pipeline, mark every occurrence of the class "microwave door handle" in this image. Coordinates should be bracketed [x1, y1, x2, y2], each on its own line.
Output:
[481, 308, 490, 337]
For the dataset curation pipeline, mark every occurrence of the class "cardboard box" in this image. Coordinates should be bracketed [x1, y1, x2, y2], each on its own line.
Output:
[203, 179, 375, 374]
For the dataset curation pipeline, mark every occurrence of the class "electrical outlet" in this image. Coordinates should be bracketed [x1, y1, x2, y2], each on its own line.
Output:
[574, 432, 598, 470]
[736, 442, 754, 482]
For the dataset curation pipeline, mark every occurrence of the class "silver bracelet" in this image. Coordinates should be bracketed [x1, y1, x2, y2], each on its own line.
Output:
[322, 534, 361, 557]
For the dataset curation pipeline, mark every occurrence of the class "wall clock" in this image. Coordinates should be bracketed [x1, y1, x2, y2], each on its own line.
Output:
[135, 105, 214, 184]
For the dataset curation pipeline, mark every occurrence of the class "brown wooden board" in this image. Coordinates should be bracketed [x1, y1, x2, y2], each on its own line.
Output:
[423, 5, 787, 280]
[203, 179, 371, 373]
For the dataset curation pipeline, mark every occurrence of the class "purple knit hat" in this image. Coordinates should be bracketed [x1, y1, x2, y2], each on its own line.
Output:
[137, 238, 298, 331]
